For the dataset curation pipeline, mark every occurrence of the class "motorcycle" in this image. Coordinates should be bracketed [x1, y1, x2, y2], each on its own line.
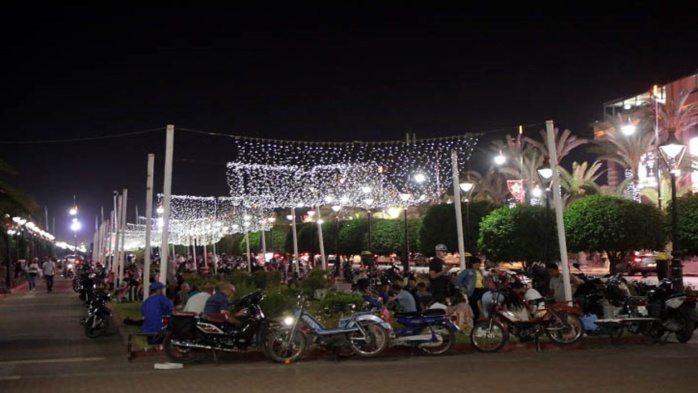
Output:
[389, 307, 460, 355]
[266, 293, 391, 363]
[593, 273, 659, 337]
[160, 289, 274, 364]
[470, 288, 584, 353]
[81, 289, 112, 338]
[643, 279, 698, 343]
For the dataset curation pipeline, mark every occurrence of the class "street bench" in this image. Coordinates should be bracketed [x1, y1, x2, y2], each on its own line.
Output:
[594, 317, 660, 345]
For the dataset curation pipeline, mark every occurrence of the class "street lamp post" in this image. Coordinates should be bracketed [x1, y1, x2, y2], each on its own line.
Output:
[658, 129, 687, 292]
[331, 205, 341, 276]
[537, 164, 553, 264]
[459, 182, 475, 252]
[399, 193, 411, 275]
[71, 218, 81, 255]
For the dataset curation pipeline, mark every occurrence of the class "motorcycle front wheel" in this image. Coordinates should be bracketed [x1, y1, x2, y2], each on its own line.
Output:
[470, 319, 508, 353]
[547, 312, 584, 345]
[265, 328, 306, 363]
[348, 322, 389, 358]
[162, 332, 208, 363]
[84, 314, 110, 338]
[417, 325, 456, 355]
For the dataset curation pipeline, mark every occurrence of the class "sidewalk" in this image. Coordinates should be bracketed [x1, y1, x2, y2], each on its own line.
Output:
[0, 274, 131, 377]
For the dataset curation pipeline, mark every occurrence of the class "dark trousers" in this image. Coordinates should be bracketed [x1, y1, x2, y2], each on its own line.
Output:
[470, 288, 485, 321]
[45, 275, 55, 292]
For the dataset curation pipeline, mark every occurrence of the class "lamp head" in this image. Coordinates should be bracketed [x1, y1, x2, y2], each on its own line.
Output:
[658, 129, 686, 173]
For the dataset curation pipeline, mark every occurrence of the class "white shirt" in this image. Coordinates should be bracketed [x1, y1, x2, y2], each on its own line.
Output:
[184, 292, 212, 314]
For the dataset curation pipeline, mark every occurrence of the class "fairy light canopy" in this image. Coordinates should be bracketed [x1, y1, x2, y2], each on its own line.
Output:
[152, 194, 276, 245]
[226, 134, 479, 209]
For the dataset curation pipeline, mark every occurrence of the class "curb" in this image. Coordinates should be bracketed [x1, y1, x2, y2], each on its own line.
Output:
[10, 281, 28, 294]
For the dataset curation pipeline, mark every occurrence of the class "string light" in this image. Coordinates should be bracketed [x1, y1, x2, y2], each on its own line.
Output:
[226, 135, 479, 209]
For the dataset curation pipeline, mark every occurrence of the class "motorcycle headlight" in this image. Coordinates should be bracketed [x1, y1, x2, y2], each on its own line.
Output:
[282, 316, 295, 326]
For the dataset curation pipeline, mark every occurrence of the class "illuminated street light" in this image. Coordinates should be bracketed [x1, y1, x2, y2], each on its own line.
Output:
[659, 129, 687, 291]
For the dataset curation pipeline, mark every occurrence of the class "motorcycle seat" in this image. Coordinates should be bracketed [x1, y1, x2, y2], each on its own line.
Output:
[203, 313, 229, 323]
[172, 311, 197, 318]
[395, 312, 420, 318]
[421, 309, 446, 317]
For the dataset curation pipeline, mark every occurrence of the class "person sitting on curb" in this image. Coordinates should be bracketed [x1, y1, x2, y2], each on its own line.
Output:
[141, 281, 173, 346]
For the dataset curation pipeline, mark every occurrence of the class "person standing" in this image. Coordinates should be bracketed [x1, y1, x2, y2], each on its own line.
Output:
[42, 257, 57, 293]
[429, 244, 453, 300]
[27, 258, 40, 292]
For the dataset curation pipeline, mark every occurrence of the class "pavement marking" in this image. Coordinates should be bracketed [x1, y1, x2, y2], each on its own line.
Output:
[0, 375, 21, 381]
[0, 357, 106, 366]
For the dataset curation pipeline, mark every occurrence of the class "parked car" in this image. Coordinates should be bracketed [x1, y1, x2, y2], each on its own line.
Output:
[625, 251, 657, 276]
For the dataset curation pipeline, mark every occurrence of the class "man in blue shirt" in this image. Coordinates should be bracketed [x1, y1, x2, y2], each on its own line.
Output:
[204, 283, 245, 325]
[141, 281, 173, 344]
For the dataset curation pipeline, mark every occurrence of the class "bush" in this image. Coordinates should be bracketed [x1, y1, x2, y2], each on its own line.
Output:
[299, 268, 331, 296]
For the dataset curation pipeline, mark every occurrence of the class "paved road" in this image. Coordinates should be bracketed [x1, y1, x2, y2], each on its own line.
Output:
[2, 275, 698, 393]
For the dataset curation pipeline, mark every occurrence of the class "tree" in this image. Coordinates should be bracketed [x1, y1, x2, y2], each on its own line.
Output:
[558, 160, 604, 206]
[463, 167, 508, 205]
[666, 193, 698, 258]
[477, 205, 557, 269]
[419, 203, 458, 256]
[589, 113, 655, 198]
[564, 195, 666, 274]
[463, 200, 498, 252]
[338, 218, 368, 255]
[0, 159, 39, 217]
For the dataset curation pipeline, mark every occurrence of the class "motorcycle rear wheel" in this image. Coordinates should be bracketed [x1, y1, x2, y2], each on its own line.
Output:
[348, 322, 389, 358]
[470, 319, 508, 353]
[84, 315, 110, 338]
[417, 325, 455, 355]
[547, 312, 584, 345]
[265, 329, 306, 363]
[162, 332, 208, 363]
[675, 318, 695, 343]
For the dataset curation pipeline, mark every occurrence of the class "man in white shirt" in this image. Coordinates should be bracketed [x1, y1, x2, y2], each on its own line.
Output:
[184, 283, 214, 314]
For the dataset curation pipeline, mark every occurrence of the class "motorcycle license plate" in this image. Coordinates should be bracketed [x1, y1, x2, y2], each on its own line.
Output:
[636, 305, 648, 316]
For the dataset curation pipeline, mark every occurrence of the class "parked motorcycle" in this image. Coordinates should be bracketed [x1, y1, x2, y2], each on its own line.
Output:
[389, 308, 460, 355]
[470, 288, 584, 353]
[81, 289, 112, 338]
[266, 294, 391, 363]
[643, 279, 698, 343]
[161, 289, 274, 363]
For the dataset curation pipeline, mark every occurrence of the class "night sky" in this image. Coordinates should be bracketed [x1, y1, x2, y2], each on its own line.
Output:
[1, 4, 697, 244]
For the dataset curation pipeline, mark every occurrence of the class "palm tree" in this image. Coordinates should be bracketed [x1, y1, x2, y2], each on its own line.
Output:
[589, 113, 655, 197]
[652, 89, 698, 142]
[0, 159, 38, 217]
[462, 168, 508, 205]
[525, 128, 590, 165]
[558, 161, 604, 207]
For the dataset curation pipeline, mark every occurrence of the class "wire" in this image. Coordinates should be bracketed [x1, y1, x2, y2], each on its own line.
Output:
[0, 127, 166, 144]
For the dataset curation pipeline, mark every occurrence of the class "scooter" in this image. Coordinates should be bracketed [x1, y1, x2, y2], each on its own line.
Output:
[389, 308, 460, 355]
[266, 294, 391, 363]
